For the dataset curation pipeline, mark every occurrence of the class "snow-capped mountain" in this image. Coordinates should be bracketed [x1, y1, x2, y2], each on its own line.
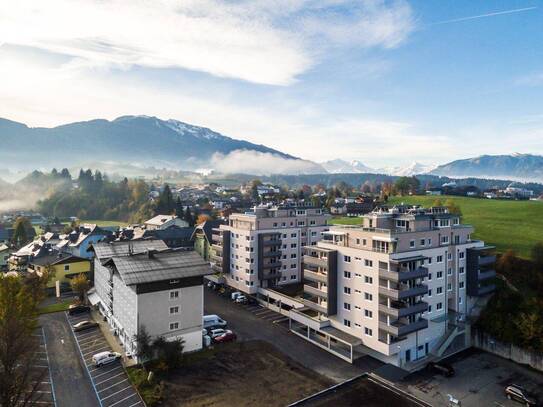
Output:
[379, 162, 436, 176]
[320, 159, 375, 173]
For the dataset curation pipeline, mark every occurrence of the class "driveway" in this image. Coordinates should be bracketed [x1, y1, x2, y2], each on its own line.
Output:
[204, 289, 381, 382]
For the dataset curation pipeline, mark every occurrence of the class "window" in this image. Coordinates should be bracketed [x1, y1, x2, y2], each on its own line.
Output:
[356, 238, 361, 245]
[437, 255, 443, 263]
[344, 287, 351, 295]
[64, 264, 70, 271]
[362, 239, 367, 245]
[169, 322, 179, 330]
[427, 257, 432, 265]
[170, 291, 179, 299]
[436, 302, 443, 310]
[428, 289, 432, 297]
[427, 238, 432, 246]
[437, 271, 443, 279]
[427, 273, 432, 281]
[364, 259, 373, 267]
[441, 236, 450, 245]
[459, 281, 465, 289]
[169, 306, 179, 314]
[344, 256, 351, 263]
[364, 276, 373, 284]
[364, 327, 373, 336]
[364, 309, 373, 318]
[291, 233, 297, 238]
[420, 239, 425, 246]
[364, 292, 373, 301]
[290, 263, 296, 268]
[447, 283, 452, 291]
[459, 266, 465, 274]
[448, 253, 452, 260]
[458, 297, 462, 304]
[343, 319, 351, 327]
[447, 268, 452, 275]
[427, 305, 432, 313]
[437, 286, 443, 294]
[291, 243, 297, 248]
[344, 271, 351, 279]
[344, 302, 351, 311]
[290, 275, 296, 280]
[459, 252, 465, 259]
[290, 254, 297, 258]
[410, 240, 415, 248]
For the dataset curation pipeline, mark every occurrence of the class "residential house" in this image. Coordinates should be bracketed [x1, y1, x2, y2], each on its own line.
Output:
[0, 244, 10, 271]
[9, 232, 62, 271]
[144, 215, 189, 230]
[28, 251, 91, 291]
[192, 220, 225, 261]
[56, 224, 113, 259]
[90, 240, 211, 358]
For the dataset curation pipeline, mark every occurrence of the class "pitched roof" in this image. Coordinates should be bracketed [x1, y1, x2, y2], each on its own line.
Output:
[144, 215, 178, 226]
[90, 239, 169, 260]
[104, 249, 212, 285]
[191, 220, 224, 242]
[0, 243, 9, 252]
[30, 252, 88, 266]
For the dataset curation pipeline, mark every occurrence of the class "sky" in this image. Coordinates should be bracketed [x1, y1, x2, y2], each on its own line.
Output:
[1, 0, 542, 169]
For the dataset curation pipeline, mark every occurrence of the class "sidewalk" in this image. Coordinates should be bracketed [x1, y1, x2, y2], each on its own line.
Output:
[90, 309, 138, 367]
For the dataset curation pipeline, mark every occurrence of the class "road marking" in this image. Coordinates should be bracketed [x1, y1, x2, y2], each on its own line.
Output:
[93, 366, 123, 378]
[75, 330, 101, 340]
[98, 378, 128, 393]
[109, 393, 139, 407]
[95, 372, 125, 386]
[79, 335, 104, 345]
[101, 386, 133, 401]
[127, 401, 143, 407]
[83, 345, 110, 357]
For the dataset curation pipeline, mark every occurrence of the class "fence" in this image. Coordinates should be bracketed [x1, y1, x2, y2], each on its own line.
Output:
[472, 330, 543, 372]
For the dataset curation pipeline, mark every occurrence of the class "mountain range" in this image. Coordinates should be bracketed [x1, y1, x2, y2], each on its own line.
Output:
[1, 116, 542, 182]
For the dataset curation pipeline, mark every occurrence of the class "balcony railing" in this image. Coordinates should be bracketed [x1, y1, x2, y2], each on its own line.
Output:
[262, 251, 281, 258]
[211, 264, 223, 274]
[262, 240, 282, 247]
[301, 298, 327, 315]
[303, 255, 328, 269]
[304, 284, 328, 299]
[378, 267, 428, 282]
[379, 318, 428, 336]
[262, 261, 281, 269]
[303, 269, 328, 284]
[478, 255, 496, 266]
[478, 269, 496, 280]
[378, 301, 428, 318]
[378, 284, 428, 300]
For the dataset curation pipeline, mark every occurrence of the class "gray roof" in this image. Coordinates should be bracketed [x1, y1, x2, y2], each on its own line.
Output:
[91, 239, 169, 260]
[105, 249, 212, 285]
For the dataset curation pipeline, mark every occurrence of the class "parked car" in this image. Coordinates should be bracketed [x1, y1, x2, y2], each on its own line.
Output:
[214, 331, 237, 343]
[427, 361, 455, 377]
[73, 320, 99, 332]
[504, 384, 537, 406]
[231, 291, 243, 301]
[234, 295, 247, 304]
[209, 328, 232, 339]
[203, 314, 227, 330]
[68, 304, 91, 315]
[92, 351, 121, 367]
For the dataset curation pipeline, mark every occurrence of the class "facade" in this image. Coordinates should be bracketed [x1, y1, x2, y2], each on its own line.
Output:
[28, 252, 91, 289]
[57, 224, 112, 259]
[290, 205, 495, 366]
[144, 215, 189, 230]
[192, 220, 224, 261]
[91, 240, 211, 358]
[210, 204, 331, 294]
[0, 244, 10, 271]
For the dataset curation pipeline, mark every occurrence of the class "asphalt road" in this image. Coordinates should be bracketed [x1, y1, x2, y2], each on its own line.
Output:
[40, 312, 100, 407]
[204, 289, 382, 382]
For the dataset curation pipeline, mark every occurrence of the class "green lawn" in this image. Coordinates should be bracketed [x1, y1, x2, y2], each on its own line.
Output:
[330, 216, 363, 226]
[80, 219, 129, 227]
[38, 299, 73, 314]
[330, 195, 543, 259]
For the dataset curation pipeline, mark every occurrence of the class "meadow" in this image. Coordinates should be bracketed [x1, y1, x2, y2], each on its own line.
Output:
[331, 195, 543, 259]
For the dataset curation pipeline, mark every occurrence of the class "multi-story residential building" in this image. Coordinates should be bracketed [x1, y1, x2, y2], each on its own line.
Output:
[90, 240, 211, 358]
[211, 204, 331, 294]
[289, 205, 495, 366]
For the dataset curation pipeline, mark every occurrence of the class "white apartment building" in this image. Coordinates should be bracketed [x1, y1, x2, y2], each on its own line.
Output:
[289, 205, 495, 367]
[210, 204, 331, 294]
[91, 240, 211, 358]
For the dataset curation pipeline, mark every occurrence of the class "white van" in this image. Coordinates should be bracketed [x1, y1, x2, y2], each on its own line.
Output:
[92, 351, 121, 367]
[231, 292, 242, 301]
[203, 314, 227, 330]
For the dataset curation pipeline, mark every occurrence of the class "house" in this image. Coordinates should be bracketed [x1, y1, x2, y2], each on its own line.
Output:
[144, 215, 189, 230]
[90, 240, 211, 359]
[28, 251, 91, 291]
[330, 204, 347, 215]
[141, 226, 195, 248]
[9, 232, 62, 271]
[0, 244, 10, 271]
[425, 188, 442, 196]
[56, 224, 112, 259]
[192, 220, 225, 261]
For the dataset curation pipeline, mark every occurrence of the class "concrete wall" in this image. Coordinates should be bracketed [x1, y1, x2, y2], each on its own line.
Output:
[472, 330, 543, 372]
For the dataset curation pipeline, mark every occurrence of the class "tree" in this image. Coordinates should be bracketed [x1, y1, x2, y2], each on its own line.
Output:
[70, 273, 90, 302]
[196, 214, 212, 225]
[514, 310, 543, 349]
[133, 326, 154, 371]
[531, 242, 543, 270]
[184, 207, 194, 227]
[11, 217, 32, 248]
[432, 198, 444, 207]
[444, 198, 462, 216]
[155, 185, 175, 215]
[152, 336, 184, 371]
[496, 249, 517, 276]
[175, 197, 184, 218]
[394, 176, 420, 196]
[0, 274, 46, 407]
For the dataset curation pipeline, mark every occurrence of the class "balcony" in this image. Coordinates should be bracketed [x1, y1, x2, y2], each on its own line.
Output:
[212, 234, 223, 242]
[476, 284, 495, 296]
[301, 298, 327, 315]
[304, 269, 328, 284]
[379, 266, 428, 282]
[262, 240, 282, 247]
[262, 261, 281, 269]
[303, 255, 328, 269]
[478, 255, 496, 266]
[211, 243, 223, 252]
[478, 269, 496, 280]
[261, 271, 281, 280]
[304, 284, 328, 299]
[211, 264, 223, 274]
[379, 284, 428, 300]
[379, 318, 428, 336]
[379, 301, 428, 318]
[209, 253, 222, 263]
[262, 251, 281, 258]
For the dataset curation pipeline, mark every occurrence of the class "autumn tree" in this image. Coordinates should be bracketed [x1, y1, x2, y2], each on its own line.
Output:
[196, 214, 212, 225]
[444, 198, 462, 216]
[70, 273, 90, 302]
[133, 326, 154, 371]
[11, 217, 32, 248]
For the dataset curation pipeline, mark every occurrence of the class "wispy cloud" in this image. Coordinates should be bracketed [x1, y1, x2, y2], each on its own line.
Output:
[431, 6, 537, 25]
[515, 71, 543, 87]
[0, 0, 415, 86]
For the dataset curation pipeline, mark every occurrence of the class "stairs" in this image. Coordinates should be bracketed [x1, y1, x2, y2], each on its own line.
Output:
[433, 326, 461, 357]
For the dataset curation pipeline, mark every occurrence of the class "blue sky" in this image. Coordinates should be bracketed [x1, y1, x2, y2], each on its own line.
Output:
[1, 0, 542, 169]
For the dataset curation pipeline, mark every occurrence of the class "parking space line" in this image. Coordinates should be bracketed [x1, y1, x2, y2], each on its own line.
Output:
[79, 335, 105, 345]
[83, 345, 110, 357]
[98, 378, 128, 393]
[101, 386, 133, 401]
[95, 372, 125, 386]
[109, 393, 139, 407]
[75, 330, 101, 340]
[93, 366, 123, 379]
[127, 401, 143, 407]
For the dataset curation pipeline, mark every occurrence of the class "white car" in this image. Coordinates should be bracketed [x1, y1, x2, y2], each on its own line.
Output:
[209, 328, 232, 339]
[234, 295, 247, 304]
[92, 351, 122, 367]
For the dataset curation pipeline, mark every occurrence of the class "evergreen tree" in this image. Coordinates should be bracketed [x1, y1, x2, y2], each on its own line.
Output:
[184, 206, 194, 227]
[175, 197, 184, 218]
[12, 217, 31, 248]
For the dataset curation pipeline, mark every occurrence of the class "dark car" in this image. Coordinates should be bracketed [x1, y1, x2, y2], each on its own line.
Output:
[427, 361, 455, 377]
[73, 320, 99, 332]
[68, 304, 91, 315]
[505, 384, 537, 406]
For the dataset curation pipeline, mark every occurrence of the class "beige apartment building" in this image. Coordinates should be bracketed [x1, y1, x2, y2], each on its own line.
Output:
[210, 204, 331, 294]
[289, 205, 495, 367]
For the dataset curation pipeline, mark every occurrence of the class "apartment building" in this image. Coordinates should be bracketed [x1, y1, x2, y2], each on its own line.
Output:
[210, 204, 331, 294]
[90, 239, 211, 358]
[290, 205, 495, 366]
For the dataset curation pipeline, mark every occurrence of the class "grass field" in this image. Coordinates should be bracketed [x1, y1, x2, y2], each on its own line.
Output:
[80, 219, 129, 227]
[331, 195, 543, 259]
[38, 299, 73, 314]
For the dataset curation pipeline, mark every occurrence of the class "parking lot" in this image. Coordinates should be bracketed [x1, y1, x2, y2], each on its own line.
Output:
[402, 349, 543, 406]
[66, 312, 144, 407]
[29, 327, 57, 406]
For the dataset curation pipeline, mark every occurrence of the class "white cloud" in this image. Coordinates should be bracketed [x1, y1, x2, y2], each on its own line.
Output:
[0, 0, 414, 85]
[515, 72, 543, 87]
